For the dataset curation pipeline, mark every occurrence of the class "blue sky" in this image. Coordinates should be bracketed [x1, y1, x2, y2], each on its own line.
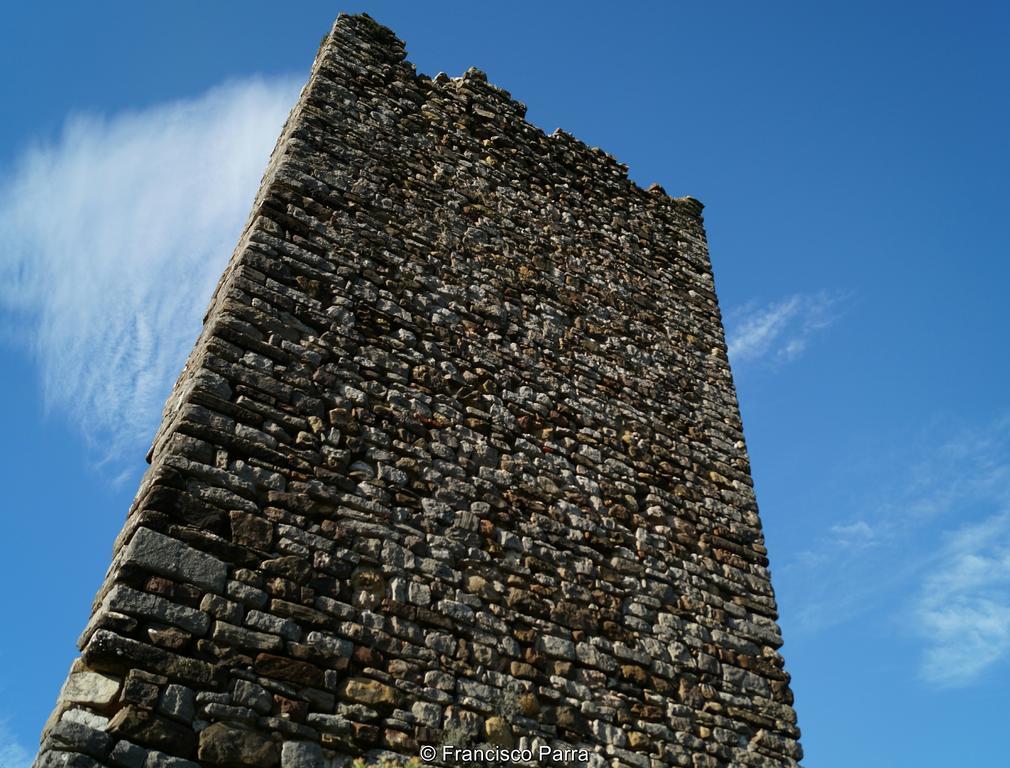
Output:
[1, 2, 1008, 765]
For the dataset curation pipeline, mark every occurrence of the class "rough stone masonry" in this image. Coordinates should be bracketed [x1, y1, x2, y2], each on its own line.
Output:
[34, 13, 802, 768]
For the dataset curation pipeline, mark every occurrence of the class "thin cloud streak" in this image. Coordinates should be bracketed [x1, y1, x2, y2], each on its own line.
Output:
[0, 718, 30, 768]
[829, 520, 877, 547]
[915, 512, 1010, 686]
[0, 77, 299, 469]
[726, 292, 842, 366]
[782, 416, 1010, 686]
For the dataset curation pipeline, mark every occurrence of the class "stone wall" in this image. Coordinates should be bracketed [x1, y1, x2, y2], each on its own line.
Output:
[34, 13, 802, 768]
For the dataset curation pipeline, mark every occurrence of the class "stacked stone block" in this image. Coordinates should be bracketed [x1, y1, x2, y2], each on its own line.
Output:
[34, 13, 802, 768]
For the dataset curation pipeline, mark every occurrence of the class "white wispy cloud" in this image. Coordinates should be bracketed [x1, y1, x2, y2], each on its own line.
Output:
[0, 77, 299, 469]
[829, 520, 877, 546]
[783, 416, 1010, 685]
[915, 512, 1010, 686]
[0, 718, 29, 768]
[726, 292, 842, 366]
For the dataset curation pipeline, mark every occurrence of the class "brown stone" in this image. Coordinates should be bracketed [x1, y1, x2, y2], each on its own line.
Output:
[510, 661, 538, 679]
[337, 677, 398, 708]
[552, 661, 572, 676]
[383, 730, 417, 751]
[351, 722, 380, 745]
[262, 555, 312, 583]
[265, 577, 300, 600]
[198, 722, 279, 768]
[353, 645, 383, 667]
[350, 567, 385, 609]
[620, 664, 649, 685]
[513, 627, 536, 643]
[120, 670, 162, 709]
[145, 576, 201, 605]
[230, 511, 274, 550]
[628, 731, 651, 750]
[517, 693, 540, 716]
[254, 653, 323, 687]
[464, 573, 496, 601]
[107, 705, 197, 756]
[387, 659, 413, 680]
[147, 627, 191, 651]
[484, 716, 515, 748]
[274, 694, 309, 722]
[555, 705, 588, 735]
[651, 674, 673, 694]
[269, 599, 329, 626]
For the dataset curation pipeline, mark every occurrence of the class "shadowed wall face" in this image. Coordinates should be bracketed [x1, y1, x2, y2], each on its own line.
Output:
[35, 13, 801, 768]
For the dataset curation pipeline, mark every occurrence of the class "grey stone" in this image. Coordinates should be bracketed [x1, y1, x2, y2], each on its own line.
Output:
[233, 679, 273, 715]
[227, 580, 269, 609]
[50, 719, 112, 758]
[304, 631, 352, 659]
[539, 635, 576, 659]
[61, 671, 120, 706]
[246, 610, 301, 640]
[104, 585, 210, 635]
[212, 621, 284, 652]
[411, 701, 443, 727]
[197, 722, 279, 768]
[60, 708, 109, 730]
[108, 740, 149, 768]
[281, 741, 324, 768]
[36, 751, 103, 768]
[144, 751, 199, 768]
[158, 684, 195, 724]
[304, 714, 353, 736]
[122, 528, 226, 593]
[200, 594, 243, 624]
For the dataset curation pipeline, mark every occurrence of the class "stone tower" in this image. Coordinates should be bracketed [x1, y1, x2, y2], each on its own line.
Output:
[34, 13, 802, 768]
